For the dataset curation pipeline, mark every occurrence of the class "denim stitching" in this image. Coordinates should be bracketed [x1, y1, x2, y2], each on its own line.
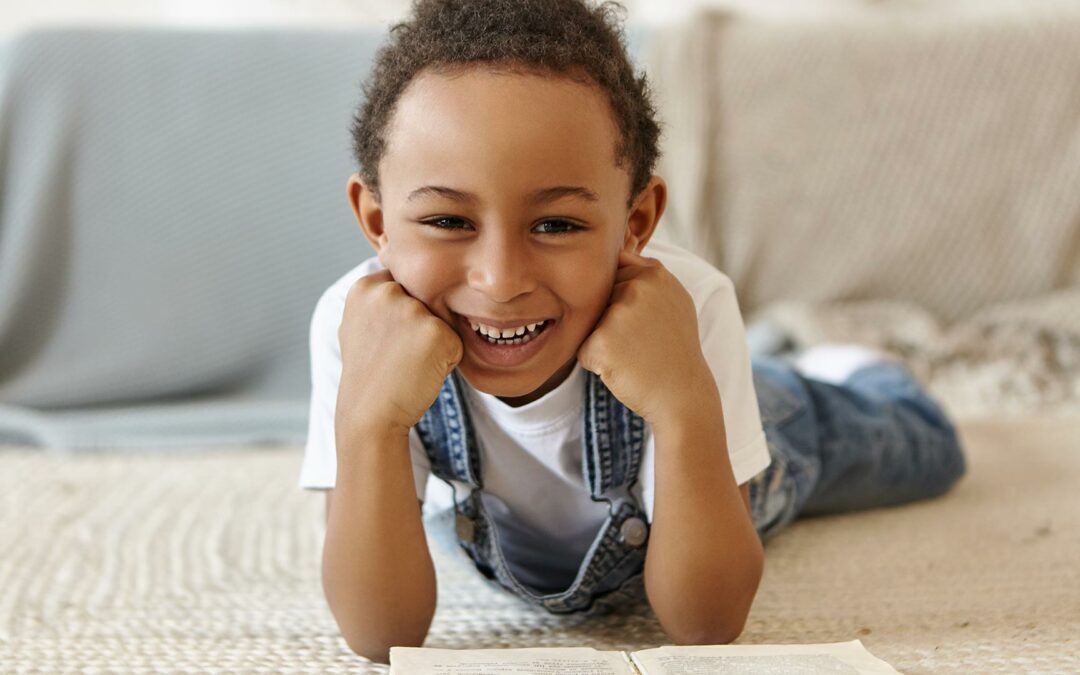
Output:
[419, 368, 650, 614]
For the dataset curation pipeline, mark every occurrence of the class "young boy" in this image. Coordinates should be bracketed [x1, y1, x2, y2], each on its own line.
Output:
[298, 0, 967, 663]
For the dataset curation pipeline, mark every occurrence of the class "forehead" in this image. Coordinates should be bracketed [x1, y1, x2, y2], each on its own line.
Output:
[380, 66, 626, 205]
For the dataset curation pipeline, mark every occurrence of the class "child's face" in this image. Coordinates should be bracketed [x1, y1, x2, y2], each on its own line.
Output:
[349, 66, 665, 406]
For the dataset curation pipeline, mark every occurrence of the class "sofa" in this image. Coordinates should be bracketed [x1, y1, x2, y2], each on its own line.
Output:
[1, 4, 1077, 673]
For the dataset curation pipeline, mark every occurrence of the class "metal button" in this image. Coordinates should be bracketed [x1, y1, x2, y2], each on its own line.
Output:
[455, 513, 476, 543]
[619, 517, 648, 548]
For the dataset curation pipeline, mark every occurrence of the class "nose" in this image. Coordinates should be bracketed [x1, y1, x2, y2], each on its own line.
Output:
[466, 229, 537, 303]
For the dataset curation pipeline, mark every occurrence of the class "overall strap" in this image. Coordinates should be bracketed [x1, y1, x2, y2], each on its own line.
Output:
[415, 370, 483, 489]
[417, 368, 644, 497]
[415, 366, 651, 614]
[583, 370, 646, 498]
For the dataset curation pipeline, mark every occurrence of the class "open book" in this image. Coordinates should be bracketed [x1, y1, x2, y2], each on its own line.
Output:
[390, 639, 901, 673]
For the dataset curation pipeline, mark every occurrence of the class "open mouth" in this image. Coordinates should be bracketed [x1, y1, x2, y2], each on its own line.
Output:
[469, 318, 552, 346]
[455, 313, 558, 368]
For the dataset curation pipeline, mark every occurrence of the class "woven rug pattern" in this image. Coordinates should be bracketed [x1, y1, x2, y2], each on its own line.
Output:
[2, 416, 1078, 673]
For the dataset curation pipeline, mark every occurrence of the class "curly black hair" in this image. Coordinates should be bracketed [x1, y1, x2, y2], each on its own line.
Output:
[350, 0, 663, 210]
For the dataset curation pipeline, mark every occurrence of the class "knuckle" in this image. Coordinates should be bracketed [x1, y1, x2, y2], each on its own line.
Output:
[420, 319, 443, 340]
[587, 332, 607, 353]
[346, 275, 385, 302]
[419, 316, 453, 348]
[372, 281, 398, 299]
[344, 282, 363, 304]
[351, 272, 379, 292]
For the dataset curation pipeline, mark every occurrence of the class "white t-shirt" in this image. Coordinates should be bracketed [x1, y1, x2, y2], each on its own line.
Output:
[299, 238, 771, 592]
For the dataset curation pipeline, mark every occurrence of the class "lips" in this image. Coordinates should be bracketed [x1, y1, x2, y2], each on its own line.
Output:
[462, 314, 553, 331]
[454, 312, 557, 369]
[477, 319, 550, 343]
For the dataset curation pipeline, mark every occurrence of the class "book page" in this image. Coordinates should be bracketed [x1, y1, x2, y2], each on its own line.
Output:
[389, 646, 632, 675]
[630, 640, 900, 674]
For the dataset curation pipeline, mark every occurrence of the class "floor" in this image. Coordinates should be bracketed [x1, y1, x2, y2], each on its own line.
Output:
[1, 414, 1077, 673]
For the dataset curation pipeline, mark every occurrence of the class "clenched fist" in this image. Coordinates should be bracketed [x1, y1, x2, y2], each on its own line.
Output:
[335, 268, 464, 441]
[576, 247, 714, 430]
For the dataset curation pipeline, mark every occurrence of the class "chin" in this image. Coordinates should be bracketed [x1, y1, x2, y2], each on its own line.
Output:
[457, 363, 547, 397]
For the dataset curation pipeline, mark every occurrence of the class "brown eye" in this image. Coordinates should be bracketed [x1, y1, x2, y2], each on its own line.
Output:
[422, 217, 471, 231]
[535, 220, 580, 235]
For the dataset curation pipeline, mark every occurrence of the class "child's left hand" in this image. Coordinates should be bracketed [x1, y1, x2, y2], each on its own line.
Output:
[576, 247, 715, 428]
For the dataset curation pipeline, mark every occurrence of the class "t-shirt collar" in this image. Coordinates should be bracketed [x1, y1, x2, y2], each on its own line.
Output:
[465, 361, 586, 432]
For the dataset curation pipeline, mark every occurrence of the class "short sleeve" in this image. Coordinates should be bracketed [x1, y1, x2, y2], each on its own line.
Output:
[297, 273, 431, 501]
[636, 275, 770, 521]
[697, 278, 771, 485]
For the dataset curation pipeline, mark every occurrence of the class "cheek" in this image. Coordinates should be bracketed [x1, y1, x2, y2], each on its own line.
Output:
[381, 245, 458, 310]
[554, 258, 616, 319]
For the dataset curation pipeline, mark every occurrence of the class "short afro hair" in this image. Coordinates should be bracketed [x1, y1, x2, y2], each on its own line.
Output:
[350, 0, 663, 210]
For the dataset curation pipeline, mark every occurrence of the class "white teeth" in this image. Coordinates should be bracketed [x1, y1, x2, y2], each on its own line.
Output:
[472, 319, 549, 342]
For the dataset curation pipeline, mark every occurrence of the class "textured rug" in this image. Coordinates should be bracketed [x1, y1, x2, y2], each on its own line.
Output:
[2, 415, 1078, 674]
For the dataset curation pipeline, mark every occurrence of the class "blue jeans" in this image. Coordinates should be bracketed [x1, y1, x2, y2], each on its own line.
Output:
[748, 356, 967, 542]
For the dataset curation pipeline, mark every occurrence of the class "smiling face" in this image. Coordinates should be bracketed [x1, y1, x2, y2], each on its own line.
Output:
[349, 65, 665, 406]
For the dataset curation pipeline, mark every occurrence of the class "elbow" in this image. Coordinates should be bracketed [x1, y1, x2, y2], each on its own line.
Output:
[321, 553, 437, 664]
[342, 633, 391, 665]
[342, 627, 427, 665]
[665, 609, 750, 647]
[652, 550, 764, 647]
[327, 587, 435, 665]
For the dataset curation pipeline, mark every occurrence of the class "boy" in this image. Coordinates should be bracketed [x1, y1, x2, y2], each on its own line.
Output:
[299, 0, 967, 664]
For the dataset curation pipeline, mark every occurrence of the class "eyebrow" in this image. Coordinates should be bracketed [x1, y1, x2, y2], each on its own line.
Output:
[405, 185, 600, 206]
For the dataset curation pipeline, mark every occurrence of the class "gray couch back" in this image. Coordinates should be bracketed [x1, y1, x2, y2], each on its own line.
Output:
[0, 29, 385, 410]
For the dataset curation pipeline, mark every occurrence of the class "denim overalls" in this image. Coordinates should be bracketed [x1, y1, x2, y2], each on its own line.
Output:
[415, 357, 967, 614]
[415, 368, 651, 614]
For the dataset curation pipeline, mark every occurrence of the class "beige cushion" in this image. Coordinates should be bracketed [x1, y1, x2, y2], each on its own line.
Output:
[647, 5, 1080, 324]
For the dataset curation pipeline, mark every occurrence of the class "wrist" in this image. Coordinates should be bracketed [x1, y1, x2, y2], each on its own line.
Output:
[335, 389, 414, 444]
[335, 414, 412, 454]
[649, 371, 723, 435]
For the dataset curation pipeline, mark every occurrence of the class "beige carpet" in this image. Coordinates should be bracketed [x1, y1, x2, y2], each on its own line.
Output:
[2, 415, 1078, 674]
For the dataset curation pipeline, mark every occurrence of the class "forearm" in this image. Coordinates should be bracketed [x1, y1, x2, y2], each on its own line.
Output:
[643, 384, 764, 645]
[322, 424, 436, 663]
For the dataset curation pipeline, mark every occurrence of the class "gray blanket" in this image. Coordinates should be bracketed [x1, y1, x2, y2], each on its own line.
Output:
[0, 29, 383, 450]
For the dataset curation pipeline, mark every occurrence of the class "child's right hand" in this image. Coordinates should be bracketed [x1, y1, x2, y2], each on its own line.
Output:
[335, 269, 464, 439]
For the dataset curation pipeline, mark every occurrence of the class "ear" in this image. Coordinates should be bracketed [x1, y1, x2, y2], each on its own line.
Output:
[347, 173, 389, 257]
[623, 175, 667, 253]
